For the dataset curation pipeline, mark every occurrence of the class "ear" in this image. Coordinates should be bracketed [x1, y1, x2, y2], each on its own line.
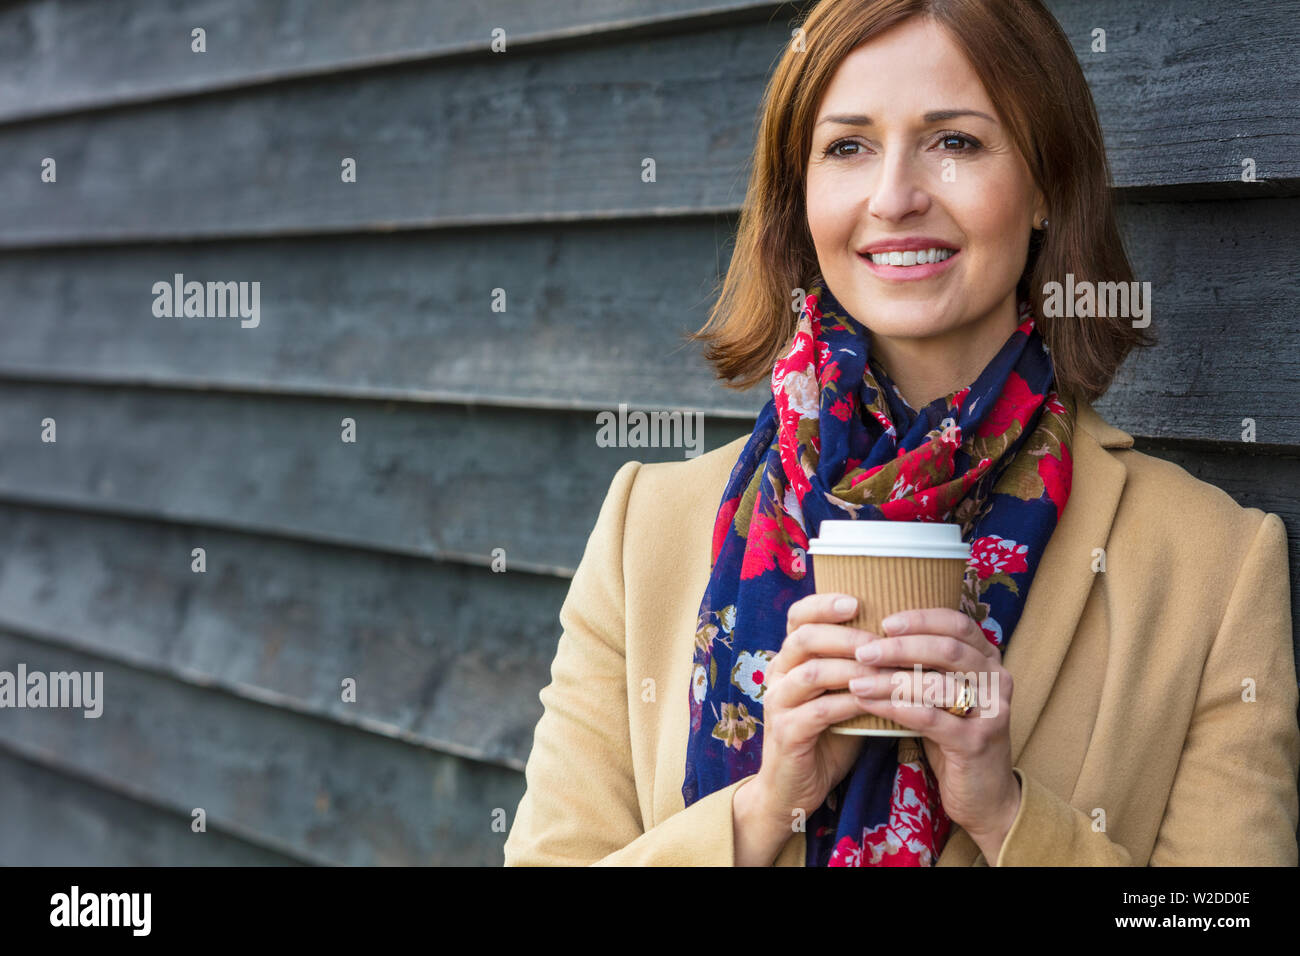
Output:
[1030, 185, 1048, 229]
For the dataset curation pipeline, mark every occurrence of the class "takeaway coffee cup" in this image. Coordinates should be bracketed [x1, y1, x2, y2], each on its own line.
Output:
[807, 520, 971, 736]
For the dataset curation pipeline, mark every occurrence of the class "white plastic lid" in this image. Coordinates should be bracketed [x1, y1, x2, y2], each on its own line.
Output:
[807, 519, 971, 559]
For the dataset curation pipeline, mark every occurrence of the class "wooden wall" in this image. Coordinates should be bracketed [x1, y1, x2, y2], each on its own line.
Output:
[0, 0, 1295, 864]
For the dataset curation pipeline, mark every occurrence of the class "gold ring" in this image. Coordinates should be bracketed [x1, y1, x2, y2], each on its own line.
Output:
[946, 678, 975, 717]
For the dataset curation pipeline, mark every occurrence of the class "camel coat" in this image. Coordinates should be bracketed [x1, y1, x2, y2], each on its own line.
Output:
[503, 401, 1300, 865]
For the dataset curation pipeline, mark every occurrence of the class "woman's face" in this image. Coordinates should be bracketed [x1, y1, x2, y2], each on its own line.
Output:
[805, 16, 1046, 362]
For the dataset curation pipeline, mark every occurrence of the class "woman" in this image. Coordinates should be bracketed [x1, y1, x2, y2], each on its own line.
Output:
[503, 0, 1300, 866]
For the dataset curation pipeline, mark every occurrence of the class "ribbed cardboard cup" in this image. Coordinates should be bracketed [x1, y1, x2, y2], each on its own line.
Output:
[808, 521, 970, 736]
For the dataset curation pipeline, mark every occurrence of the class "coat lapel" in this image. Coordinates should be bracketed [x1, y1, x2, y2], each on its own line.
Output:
[935, 398, 1132, 864]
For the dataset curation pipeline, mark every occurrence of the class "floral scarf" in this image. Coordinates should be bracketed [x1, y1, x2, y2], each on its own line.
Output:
[681, 275, 1075, 866]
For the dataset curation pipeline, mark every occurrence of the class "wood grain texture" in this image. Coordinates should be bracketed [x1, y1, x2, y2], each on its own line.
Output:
[1093, 199, 1300, 444]
[0, 627, 525, 865]
[0, 746, 304, 865]
[1, 2, 1296, 248]
[0, 382, 747, 575]
[0, 502, 566, 769]
[0, 0, 783, 123]
[0, 18, 792, 246]
[0, 219, 744, 413]
[1048, 0, 1300, 198]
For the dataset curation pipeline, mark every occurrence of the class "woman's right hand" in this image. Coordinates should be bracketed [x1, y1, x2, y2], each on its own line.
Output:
[746, 592, 878, 831]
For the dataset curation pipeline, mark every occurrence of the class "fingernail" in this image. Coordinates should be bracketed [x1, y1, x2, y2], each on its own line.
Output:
[849, 676, 873, 694]
[833, 596, 857, 615]
[857, 643, 880, 662]
[880, 614, 905, 634]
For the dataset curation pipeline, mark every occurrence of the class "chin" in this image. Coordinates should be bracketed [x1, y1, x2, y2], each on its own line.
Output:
[867, 320, 960, 341]
[856, 305, 958, 339]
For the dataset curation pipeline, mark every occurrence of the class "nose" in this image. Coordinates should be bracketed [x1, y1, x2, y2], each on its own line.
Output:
[867, 147, 931, 223]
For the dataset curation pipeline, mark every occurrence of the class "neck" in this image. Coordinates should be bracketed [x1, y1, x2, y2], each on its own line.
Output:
[869, 293, 1020, 410]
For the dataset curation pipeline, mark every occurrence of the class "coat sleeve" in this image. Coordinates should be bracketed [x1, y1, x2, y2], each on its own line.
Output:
[987, 511, 1300, 866]
[503, 459, 802, 866]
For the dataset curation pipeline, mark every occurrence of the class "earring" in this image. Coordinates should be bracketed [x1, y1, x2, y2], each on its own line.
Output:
[1038, 217, 1049, 229]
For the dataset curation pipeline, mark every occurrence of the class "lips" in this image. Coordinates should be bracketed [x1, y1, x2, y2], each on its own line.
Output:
[858, 236, 960, 255]
[857, 246, 961, 280]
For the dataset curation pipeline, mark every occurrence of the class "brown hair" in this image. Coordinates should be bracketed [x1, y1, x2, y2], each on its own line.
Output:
[687, 0, 1155, 405]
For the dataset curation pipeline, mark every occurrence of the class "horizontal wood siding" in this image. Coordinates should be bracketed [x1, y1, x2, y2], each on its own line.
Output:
[0, 0, 1296, 863]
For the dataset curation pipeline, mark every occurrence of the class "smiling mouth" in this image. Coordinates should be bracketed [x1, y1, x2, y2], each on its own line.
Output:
[860, 247, 959, 267]
[856, 247, 962, 283]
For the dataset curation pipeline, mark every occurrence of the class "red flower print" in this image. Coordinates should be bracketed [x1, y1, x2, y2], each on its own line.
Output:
[1037, 443, 1073, 520]
[828, 835, 863, 867]
[830, 762, 943, 866]
[975, 371, 1037, 440]
[740, 507, 808, 580]
[829, 395, 854, 421]
[977, 615, 1003, 646]
[875, 437, 957, 520]
[970, 535, 1029, 580]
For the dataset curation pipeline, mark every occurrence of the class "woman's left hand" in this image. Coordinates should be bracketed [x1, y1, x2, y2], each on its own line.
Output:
[847, 607, 1021, 861]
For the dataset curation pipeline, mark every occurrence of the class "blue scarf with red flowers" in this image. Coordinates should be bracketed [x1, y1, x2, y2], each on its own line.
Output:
[681, 275, 1075, 866]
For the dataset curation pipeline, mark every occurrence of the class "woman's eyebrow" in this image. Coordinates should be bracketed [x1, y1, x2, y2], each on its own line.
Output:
[815, 109, 997, 127]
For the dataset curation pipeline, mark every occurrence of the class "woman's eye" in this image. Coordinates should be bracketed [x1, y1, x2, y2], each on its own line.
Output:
[822, 138, 861, 158]
[937, 132, 981, 152]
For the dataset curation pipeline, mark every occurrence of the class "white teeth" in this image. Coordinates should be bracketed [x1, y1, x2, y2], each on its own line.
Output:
[867, 247, 956, 266]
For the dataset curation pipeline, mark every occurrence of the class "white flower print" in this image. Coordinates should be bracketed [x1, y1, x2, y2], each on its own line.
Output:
[692, 663, 708, 704]
[731, 649, 775, 703]
[782, 366, 820, 419]
[782, 482, 805, 531]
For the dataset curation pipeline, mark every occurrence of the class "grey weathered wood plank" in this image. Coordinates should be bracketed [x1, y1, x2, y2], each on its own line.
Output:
[0, 199, 1297, 443]
[0, 382, 748, 576]
[0, 503, 567, 769]
[0, 0, 782, 124]
[1, 3, 1295, 247]
[0, 17, 791, 246]
[1093, 199, 1300, 444]
[0, 746, 304, 865]
[0, 628, 524, 865]
[1051, 0, 1300, 197]
[0, 219, 743, 414]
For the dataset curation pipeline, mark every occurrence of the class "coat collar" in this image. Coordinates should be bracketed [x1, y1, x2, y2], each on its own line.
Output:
[936, 398, 1131, 864]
